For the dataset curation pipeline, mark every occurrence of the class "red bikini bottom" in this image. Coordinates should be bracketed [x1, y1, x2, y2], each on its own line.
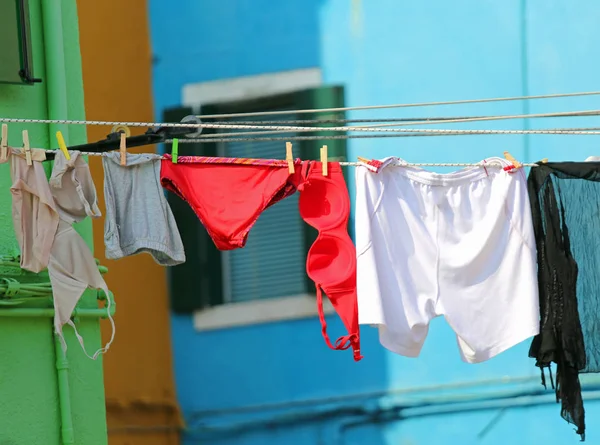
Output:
[160, 154, 299, 250]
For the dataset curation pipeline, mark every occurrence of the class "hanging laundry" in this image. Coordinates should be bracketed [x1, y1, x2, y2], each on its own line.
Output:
[355, 157, 539, 363]
[46, 150, 115, 358]
[8, 149, 115, 357]
[161, 154, 361, 360]
[50, 150, 102, 221]
[160, 154, 299, 250]
[527, 161, 600, 440]
[298, 161, 362, 361]
[7, 147, 57, 272]
[103, 152, 185, 266]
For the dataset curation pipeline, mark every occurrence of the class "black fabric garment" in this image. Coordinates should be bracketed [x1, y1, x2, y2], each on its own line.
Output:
[528, 161, 600, 441]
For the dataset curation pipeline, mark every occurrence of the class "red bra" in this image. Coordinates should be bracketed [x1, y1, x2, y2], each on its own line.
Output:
[298, 161, 362, 361]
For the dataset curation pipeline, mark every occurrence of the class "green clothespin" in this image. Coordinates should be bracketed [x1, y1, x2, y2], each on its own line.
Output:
[172, 138, 178, 164]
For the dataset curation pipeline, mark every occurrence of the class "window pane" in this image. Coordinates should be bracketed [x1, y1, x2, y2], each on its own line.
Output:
[0, 0, 22, 84]
[220, 113, 307, 302]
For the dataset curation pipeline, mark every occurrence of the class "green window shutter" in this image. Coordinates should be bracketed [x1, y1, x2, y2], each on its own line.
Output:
[162, 106, 224, 313]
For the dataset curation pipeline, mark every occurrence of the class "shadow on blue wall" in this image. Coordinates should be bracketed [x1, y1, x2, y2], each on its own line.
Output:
[172, 316, 390, 444]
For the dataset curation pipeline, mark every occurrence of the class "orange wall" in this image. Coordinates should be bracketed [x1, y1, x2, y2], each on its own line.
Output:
[75, 1, 181, 444]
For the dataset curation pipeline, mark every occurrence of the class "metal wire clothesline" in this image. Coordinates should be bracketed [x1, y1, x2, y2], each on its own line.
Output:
[201, 109, 600, 139]
[193, 90, 600, 119]
[0, 89, 600, 132]
[2, 117, 600, 138]
[2, 112, 600, 134]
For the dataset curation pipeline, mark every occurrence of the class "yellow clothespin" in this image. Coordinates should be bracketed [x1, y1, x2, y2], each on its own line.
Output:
[119, 132, 127, 166]
[503, 151, 522, 169]
[22, 130, 32, 166]
[1, 124, 8, 161]
[541, 158, 548, 163]
[285, 142, 295, 174]
[320, 145, 328, 176]
[56, 131, 70, 160]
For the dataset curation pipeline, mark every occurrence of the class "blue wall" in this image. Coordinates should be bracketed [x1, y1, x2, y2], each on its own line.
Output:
[149, 1, 600, 444]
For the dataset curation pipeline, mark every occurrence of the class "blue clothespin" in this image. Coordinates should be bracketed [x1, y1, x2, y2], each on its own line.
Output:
[172, 138, 178, 164]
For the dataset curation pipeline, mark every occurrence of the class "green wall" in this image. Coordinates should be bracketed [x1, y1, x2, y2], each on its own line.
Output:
[0, 0, 108, 443]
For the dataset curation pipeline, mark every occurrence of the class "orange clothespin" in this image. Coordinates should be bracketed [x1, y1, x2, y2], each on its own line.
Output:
[285, 142, 295, 174]
[503, 151, 522, 169]
[357, 156, 370, 164]
[1, 124, 8, 161]
[119, 132, 127, 166]
[22, 130, 32, 166]
[320, 145, 328, 176]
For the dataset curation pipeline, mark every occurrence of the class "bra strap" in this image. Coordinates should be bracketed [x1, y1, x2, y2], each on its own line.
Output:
[316, 284, 363, 361]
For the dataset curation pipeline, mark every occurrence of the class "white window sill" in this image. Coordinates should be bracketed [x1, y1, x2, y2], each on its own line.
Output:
[192, 294, 334, 332]
[182, 67, 323, 108]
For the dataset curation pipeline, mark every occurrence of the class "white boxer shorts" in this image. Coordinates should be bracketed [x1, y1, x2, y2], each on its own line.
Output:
[355, 157, 540, 363]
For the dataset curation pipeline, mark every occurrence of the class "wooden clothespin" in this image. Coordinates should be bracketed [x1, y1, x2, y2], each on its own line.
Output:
[541, 158, 548, 163]
[56, 131, 70, 161]
[320, 145, 328, 176]
[285, 142, 295, 174]
[357, 156, 370, 164]
[503, 151, 522, 169]
[1, 124, 8, 161]
[22, 130, 32, 166]
[119, 132, 127, 166]
[172, 138, 179, 164]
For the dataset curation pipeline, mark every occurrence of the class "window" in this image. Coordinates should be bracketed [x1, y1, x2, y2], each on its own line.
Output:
[0, 0, 39, 85]
[164, 86, 348, 316]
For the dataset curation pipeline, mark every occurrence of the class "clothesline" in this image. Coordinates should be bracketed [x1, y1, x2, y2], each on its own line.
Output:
[209, 109, 600, 125]
[206, 109, 600, 137]
[39, 149, 539, 168]
[193, 90, 600, 118]
[2, 118, 600, 135]
[0, 89, 600, 131]
[168, 127, 600, 143]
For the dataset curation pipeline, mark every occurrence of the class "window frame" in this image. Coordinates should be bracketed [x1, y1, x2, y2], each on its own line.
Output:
[0, 0, 39, 85]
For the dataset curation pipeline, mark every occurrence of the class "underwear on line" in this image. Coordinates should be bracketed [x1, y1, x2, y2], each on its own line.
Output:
[355, 156, 539, 364]
[103, 152, 185, 266]
[160, 154, 300, 251]
[7, 149, 116, 359]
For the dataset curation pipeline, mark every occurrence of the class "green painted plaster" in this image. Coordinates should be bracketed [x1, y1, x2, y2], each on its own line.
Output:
[0, 1, 108, 444]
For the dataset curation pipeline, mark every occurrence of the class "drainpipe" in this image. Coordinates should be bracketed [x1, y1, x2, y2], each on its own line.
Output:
[40, 1, 75, 444]
[54, 336, 74, 445]
[40, 0, 69, 146]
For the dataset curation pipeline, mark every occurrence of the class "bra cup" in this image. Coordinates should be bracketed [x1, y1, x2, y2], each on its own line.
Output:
[299, 177, 348, 230]
[306, 233, 355, 287]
